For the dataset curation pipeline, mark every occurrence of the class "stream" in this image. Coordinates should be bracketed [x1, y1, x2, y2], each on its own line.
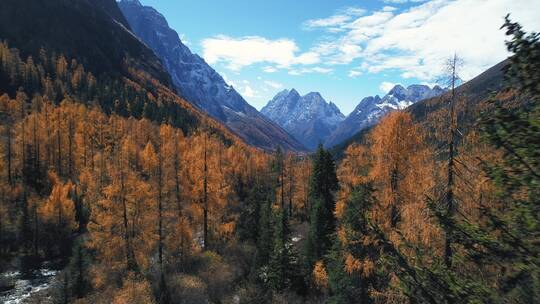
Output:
[0, 267, 59, 304]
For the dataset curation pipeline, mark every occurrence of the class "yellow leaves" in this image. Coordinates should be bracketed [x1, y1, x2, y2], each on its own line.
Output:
[365, 111, 440, 247]
[55, 55, 68, 79]
[337, 227, 348, 245]
[112, 274, 156, 304]
[291, 156, 311, 216]
[343, 253, 374, 278]
[336, 144, 370, 221]
[0, 85, 291, 297]
[344, 253, 361, 274]
[312, 260, 329, 290]
[140, 141, 158, 174]
[335, 200, 346, 220]
[219, 221, 236, 238]
[361, 258, 375, 278]
[39, 172, 77, 231]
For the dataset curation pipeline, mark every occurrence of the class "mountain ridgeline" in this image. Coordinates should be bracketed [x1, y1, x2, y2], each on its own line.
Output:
[261, 89, 345, 150]
[0, 1, 538, 303]
[262, 85, 444, 150]
[1, 0, 265, 150]
[0, 0, 172, 89]
[118, 0, 306, 151]
[325, 84, 445, 148]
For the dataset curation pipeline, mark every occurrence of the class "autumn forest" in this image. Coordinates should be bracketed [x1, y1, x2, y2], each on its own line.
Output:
[0, 2, 539, 303]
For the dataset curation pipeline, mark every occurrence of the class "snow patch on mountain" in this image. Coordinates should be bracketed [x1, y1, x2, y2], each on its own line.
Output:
[261, 89, 345, 150]
[118, 0, 305, 151]
[324, 84, 445, 148]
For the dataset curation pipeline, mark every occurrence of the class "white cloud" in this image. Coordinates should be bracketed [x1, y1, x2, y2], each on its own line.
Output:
[312, 67, 333, 73]
[305, 14, 352, 29]
[305, 0, 540, 81]
[241, 85, 258, 98]
[380, 81, 399, 93]
[202, 35, 318, 71]
[294, 51, 321, 64]
[304, 7, 366, 32]
[342, 7, 368, 16]
[382, 0, 409, 3]
[382, 6, 397, 12]
[382, 0, 428, 3]
[262, 66, 278, 73]
[264, 80, 284, 89]
[288, 67, 333, 75]
[348, 70, 362, 78]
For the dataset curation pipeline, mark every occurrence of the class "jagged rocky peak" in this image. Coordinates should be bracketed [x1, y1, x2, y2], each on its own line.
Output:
[261, 89, 345, 151]
[118, 0, 142, 6]
[324, 84, 445, 148]
[388, 84, 408, 99]
[274, 89, 292, 99]
[288, 88, 300, 96]
[304, 91, 323, 100]
[117, 0, 306, 151]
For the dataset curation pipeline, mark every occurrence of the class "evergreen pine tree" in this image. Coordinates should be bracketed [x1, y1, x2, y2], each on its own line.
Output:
[267, 210, 299, 292]
[377, 17, 540, 304]
[328, 184, 382, 304]
[305, 145, 339, 268]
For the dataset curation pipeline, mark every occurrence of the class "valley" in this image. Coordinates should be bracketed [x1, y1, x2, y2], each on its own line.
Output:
[0, 1, 538, 304]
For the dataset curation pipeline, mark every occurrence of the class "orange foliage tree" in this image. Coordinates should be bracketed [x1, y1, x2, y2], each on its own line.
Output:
[368, 111, 440, 248]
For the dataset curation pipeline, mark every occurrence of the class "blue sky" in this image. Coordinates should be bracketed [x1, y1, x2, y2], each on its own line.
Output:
[139, 0, 540, 115]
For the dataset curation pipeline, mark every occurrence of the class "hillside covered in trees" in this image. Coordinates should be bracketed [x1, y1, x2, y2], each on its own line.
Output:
[0, 2, 538, 303]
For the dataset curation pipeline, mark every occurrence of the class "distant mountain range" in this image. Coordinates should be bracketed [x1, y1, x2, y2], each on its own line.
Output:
[118, 0, 305, 151]
[261, 85, 444, 150]
[324, 84, 445, 148]
[331, 60, 509, 158]
[261, 89, 345, 150]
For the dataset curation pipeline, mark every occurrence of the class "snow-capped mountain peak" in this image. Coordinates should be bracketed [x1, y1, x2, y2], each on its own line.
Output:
[118, 0, 305, 151]
[261, 89, 345, 150]
[388, 84, 407, 100]
[324, 84, 445, 148]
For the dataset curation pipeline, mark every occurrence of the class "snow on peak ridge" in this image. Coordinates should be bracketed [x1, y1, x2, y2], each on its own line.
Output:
[261, 89, 345, 150]
[323, 84, 445, 148]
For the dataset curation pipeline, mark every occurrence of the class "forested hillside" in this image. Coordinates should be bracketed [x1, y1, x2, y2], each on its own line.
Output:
[0, 0, 171, 87]
[0, 4, 538, 304]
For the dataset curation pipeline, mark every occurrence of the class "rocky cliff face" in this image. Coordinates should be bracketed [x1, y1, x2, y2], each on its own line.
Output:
[324, 84, 445, 148]
[118, 0, 305, 151]
[261, 89, 345, 150]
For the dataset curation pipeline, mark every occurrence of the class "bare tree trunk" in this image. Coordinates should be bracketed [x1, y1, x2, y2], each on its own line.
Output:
[288, 157, 293, 217]
[83, 123, 87, 168]
[203, 134, 209, 251]
[99, 120, 104, 188]
[390, 125, 402, 228]
[45, 103, 51, 170]
[157, 143, 164, 270]
[33, 115, 40, 181]
[57, 109, 62, 177]
[32, 204, 38, 257]
[6, 120, 12, 186]
[280, 159, 284, 210]
[174, 141, 182, 218]
[444, 54, 459, 268]
[68, 115, 74, 180]
[157, 142, 169, 303]
[121, 170, 136, 272]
